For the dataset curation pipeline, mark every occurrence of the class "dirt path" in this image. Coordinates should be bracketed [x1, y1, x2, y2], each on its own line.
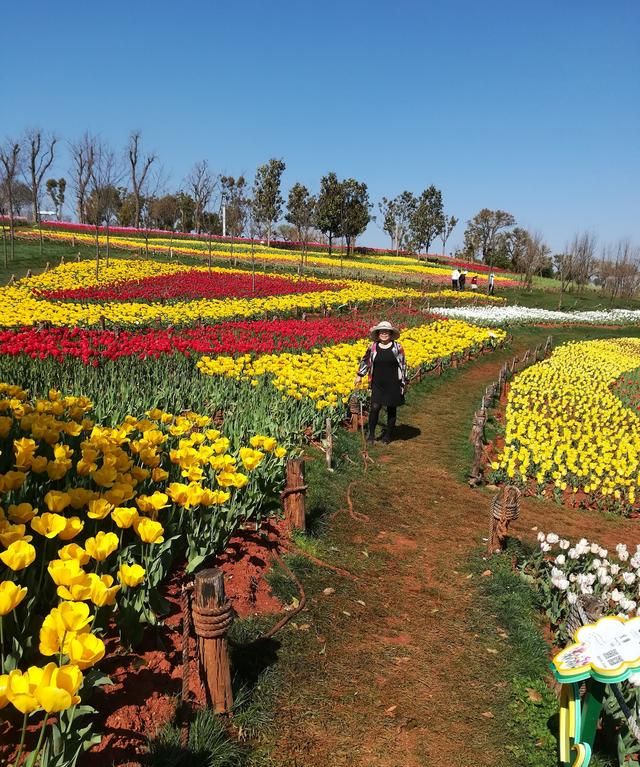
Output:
[265, 337, 640, 767]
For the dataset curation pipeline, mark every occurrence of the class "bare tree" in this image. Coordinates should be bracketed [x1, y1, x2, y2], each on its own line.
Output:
[186, 160, 216, 233]
[89, 141, 125, 271]
[441, 215, 458, 257]
[127, 131, 156, 229]
[0, 138, 22, 262]
[569, 232, 597, 293]
[69, 133, 98, 223]
[23, 129, 57, 223]
[598, 239, 640, 303]
[521, 231, 550, 290]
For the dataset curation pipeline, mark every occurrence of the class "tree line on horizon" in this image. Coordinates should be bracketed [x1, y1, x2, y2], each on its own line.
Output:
[1, 128, 639, 298]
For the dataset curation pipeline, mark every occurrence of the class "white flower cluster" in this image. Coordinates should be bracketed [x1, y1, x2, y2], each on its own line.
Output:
[535, 532, 640, 616]
[430, 306, 640, 327]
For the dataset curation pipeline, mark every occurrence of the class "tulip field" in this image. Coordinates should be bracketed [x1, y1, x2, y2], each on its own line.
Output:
[5, 241, 640, 766]
[16, 225, 520, 288]
[492, 338, 640, 511]
[0, 254, 508, 763]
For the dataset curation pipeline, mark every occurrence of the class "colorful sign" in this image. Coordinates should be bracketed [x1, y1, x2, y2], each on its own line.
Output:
[552, 616, 640, 767]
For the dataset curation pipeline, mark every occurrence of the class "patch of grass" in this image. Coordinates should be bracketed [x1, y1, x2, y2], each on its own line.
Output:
[471, 543, 618, 767]
[146, 707, 246, 767]
[469, 543, 556, 766]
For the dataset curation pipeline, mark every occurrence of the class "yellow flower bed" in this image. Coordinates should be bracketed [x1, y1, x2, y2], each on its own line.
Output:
[494, 339, 640, 505]
[431, 289, 505, 303]
[19, 229, 514, 284]
[198, 320, 506, 409]
[0, 382, 287, 732]
[0, 259, 420, 327]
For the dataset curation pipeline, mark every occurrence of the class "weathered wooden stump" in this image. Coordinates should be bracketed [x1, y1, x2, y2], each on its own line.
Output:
[193, 569, 234, 713]
[487, 486, 521, 554]
[282, 457, 307, 530]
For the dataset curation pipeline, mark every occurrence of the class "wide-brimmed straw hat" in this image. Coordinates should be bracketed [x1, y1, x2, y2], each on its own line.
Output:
[369, 320, 400, 341]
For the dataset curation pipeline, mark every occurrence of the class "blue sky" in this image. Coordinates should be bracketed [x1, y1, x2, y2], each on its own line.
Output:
[1, 0, 638, 253]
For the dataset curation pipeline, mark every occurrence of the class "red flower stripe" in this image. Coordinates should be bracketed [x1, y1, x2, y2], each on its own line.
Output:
[36, 270, 345, 303]
[0, 318, 374, 363]
[0, 310, 444, 364]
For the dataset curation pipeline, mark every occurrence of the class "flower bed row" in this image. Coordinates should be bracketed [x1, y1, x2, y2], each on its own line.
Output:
[0, 383, 287, 762]
[198, 320, 506, 409]
[431, 305, 640, 326]
[17, 230, 518, 287]
[35, 269, 344, 303]
[492, 339, 640, 510]
[1, 259, 420, 328]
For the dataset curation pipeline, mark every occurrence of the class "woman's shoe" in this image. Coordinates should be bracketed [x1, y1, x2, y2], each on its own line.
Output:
[366, 434, 375, 445]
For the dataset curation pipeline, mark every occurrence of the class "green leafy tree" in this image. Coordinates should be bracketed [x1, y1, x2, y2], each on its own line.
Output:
[148, 194, 180, 230]
[340, 178, 371, 256]
[462, 208, 516, 265]
[285, 182, 316, 270]
[285, 183, 316, 243]
[252, 158, 285, 246]
[46, 177, 66, 220]
[315, 172, 344, 257]
[220, 176, 248, 238]
[378, 191, 417, 253]
[85, 185, 123, 225]
[409, 185, 445, 254]
[175, 192, 196, 232]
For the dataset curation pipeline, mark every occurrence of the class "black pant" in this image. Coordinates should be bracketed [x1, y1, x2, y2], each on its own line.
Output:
[368, 403, 397, 437]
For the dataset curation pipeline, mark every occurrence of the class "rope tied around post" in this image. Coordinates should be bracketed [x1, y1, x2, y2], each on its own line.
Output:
[191, 601, 234, 639]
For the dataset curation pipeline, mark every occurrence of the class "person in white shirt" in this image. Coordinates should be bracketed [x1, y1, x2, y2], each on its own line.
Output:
[451, 268, 460, 290]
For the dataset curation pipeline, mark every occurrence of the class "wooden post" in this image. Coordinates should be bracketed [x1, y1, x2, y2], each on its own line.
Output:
[282, 458, 307, 530]
[325, 416, 333, 470]
[193, 569, 234, 713]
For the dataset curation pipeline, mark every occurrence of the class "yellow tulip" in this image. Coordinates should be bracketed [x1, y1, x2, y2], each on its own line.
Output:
[30, 512, 68, 538]
[58, 543, 90, 566]
[7, 502, 36, 523]
[118, 563, 145, 587]
[0, 471, 26, 492]
[43, 490, 71, 514]
[48, 558, 88, 587]
[13, 437, 38, 469]
[84, 531, 119, 561]
[87, 574, 120, 607]
[34, 663, 83, 712]
[6, 668, 41, 713]
[239, 447, 265, 471]
[0, 581, 27, 616]
[136, 492, 169, 514]
[66, 633, 105, 670]
[67, 487, 97, 510]
[87, 498, 114, 520]
[57, 516, 84, 541]
[0, 673, 8, 709]
[134, 517, 164, 544]
[0, 523, 32, 547]
[199, 489, 230, 506]
[111, 506, 139, 529]
[0, 540, 36, 571]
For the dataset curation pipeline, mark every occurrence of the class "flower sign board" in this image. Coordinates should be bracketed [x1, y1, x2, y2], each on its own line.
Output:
[551, 616, 640, 767]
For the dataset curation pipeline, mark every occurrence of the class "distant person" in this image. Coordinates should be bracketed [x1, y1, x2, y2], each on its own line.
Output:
[459, 270, 467, 291]
[451, 268, 460, 290]
[488, 271, 495, 295]
[471, 274, 478, 291]
[354, 321, 408, 445]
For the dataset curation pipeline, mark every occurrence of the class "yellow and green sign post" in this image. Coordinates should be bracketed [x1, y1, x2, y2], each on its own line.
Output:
[551, 615, 640, 767]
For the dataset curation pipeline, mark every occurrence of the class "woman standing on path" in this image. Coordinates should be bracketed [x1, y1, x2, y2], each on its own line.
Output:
[354, 320, 408, 445]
